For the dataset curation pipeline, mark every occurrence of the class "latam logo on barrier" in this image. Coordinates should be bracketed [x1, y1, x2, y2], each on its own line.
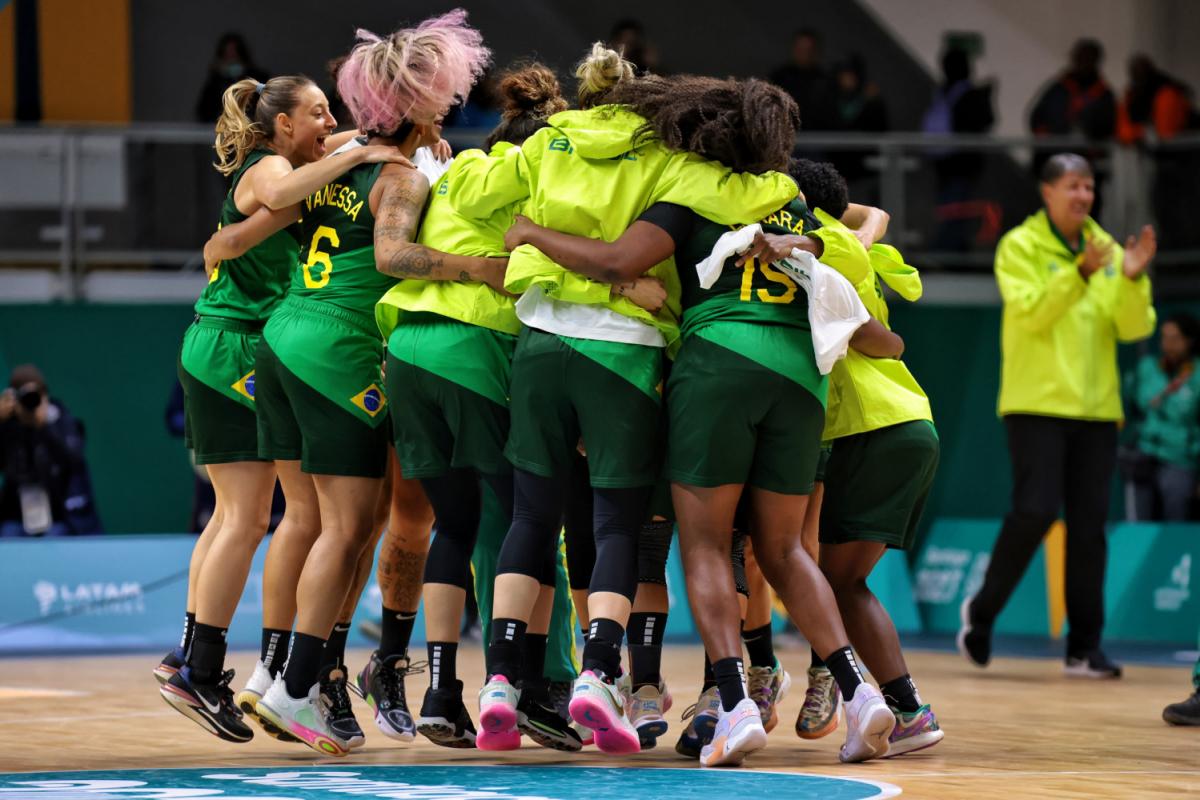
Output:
[1155, 553, 1191, 612]
[914, 545, 989, 604]
[32, 580, 144, 617]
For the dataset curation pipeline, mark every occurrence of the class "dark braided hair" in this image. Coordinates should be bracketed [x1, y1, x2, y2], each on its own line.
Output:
[603, 74, 800, 174]
[788, 158, 849, 218]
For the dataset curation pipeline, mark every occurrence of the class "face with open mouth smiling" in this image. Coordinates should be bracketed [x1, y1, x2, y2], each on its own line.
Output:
[279, 83, 337, 165]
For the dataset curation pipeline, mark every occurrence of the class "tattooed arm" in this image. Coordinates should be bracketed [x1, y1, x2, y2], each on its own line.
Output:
[371, 164, 508, 292]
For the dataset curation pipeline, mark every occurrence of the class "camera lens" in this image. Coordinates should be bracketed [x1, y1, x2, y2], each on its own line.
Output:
[17, 387, 42, 411]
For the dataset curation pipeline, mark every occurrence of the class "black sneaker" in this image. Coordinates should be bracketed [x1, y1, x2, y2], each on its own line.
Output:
[153, 646, 186, 685]
[160, 667, 253, 743]
[1163, 692, 1200, 725]
[416, 680, 477, 748]
[353, 650, 423, 742]
[1064, 649, 1122, 679]
[956, 595, 991, 668]
[549, 680, 573, 721]
[320, 666, 365, 748]
[518, 692, 583, 752]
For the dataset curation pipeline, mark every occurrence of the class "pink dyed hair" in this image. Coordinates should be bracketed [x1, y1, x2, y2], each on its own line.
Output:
[336, 8, 490, 134]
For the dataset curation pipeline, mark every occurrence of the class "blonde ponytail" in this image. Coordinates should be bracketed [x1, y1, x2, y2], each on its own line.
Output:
[575, 42, 634, 109]
[213, 74, 316, 176]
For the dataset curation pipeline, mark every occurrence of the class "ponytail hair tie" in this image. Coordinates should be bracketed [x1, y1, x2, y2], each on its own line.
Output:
[255, 81, 266, 95]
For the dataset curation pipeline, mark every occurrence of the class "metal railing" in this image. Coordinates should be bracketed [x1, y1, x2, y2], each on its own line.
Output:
[2, 124, 1198, 301]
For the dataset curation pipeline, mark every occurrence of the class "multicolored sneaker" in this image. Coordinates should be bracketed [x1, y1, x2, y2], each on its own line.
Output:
[257, 675, 349, 757]
[417, 680, 477, 748]
[477, 674, 521, 751]
[884, 704, 944, 757]
[353, 651, 422, 742]
[518, 692, 583, 752]
[628, 684, 669, 745]
[153, 646, 185, 685]
[235, 660, 301, 743]
[796, 666, 840, 740]
[700, 697, 768, 768]
[747, 659, 791, 733]
[159, 667, 253, 743]
[320, 666, 365, 749]
[569, 670, 640, 754]
[839, 683, 894, 763]
[674, 685, 721, 758]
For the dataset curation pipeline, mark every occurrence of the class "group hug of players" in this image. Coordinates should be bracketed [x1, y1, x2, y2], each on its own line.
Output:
[155, 9, 943, 768]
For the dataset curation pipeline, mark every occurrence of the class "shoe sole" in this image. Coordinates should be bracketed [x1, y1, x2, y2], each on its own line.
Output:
[1163, 709, 1200, 726]
[356, 676, 416, 742]
[839, 703, 896, 763]
[152, 664, 179, 685]
[477, 704, 520, 751]
[331, 726, 366, 749]
[701, 723, 768, 768]
[235, 690, 302, 744]
[569, 695, 640, 754]
[159, 683, 252, 744]
[1063, 665, 1122, 679]
[957, 596, 989, 668]
[797, 703, 840, 740]
[255, 699, 349, 758]
[884, 728, 945, 757]
[418, 716, 477, 748]
[634, 717, 669, 741]
[762, 670, 792, 733]
[518, 715, 583, 752]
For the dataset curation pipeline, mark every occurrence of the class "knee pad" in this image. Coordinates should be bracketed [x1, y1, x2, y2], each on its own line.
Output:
[636, 520, 674, 585]
[422, 518, 481, 589]
[730, 528, 749, 597]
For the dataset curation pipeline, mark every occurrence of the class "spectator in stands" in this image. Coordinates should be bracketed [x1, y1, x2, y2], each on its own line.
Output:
[1030, 39, 1116, 140]
[194, 33, 267, 123]
[1123, 313, 1200, 522]
[923, 45, 996, 251]
[0, 365, 102, 536]
[1117, 55, 1196, 145]
[769, 28, 834, 130]
[608, 18, 662, 75]
[959, 153, 1157, 680]
[828, 55, 887, 201]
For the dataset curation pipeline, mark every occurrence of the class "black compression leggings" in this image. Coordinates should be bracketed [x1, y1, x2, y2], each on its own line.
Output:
[563, 452, 596, 591]
[422, 468, 513, 589]
[497, 467, 650, 601]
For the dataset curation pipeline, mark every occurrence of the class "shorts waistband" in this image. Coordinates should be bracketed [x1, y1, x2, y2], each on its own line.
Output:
[279, 294, 379, 338]
[194, 315, 265, 333]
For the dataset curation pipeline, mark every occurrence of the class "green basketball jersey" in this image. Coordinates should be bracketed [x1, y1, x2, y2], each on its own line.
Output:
[291, 161, 396, 323]
[195, 149, 299, 321]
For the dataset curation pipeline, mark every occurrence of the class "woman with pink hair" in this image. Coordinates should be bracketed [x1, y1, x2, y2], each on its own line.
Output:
[208, 10, 500, 757]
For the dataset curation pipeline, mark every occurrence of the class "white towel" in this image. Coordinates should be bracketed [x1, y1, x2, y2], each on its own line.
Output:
[694, 224, 869, 374]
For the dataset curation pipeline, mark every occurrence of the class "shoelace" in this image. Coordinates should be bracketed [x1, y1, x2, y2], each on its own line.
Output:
[376, 657, 428, 704]
[801, 685, 830, 715]
[321, 675, 355, 719]
[214, 669, 241, 716]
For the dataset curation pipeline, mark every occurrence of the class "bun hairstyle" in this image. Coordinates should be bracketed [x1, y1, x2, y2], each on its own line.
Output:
[575, 41, 635, 109]
[213, 75, 316, 176]
[335, 8, 490, 138]
[605, 74, 800, 174]
[483, 62, 568, 150]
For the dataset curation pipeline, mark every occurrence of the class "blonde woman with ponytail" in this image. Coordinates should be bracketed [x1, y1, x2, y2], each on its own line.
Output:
[157, 74, 409, 747]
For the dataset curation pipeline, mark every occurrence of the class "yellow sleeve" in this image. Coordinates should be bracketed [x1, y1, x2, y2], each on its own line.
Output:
[995, 230, 1087, 333]
[655, 151, 799, 226]
[809, 224, 872, 287]
[1112, 273, 1157, 342]
[444, 146, 530, 220]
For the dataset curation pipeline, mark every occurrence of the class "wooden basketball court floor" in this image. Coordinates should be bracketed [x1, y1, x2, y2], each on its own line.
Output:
[1, 644, 1196, 798]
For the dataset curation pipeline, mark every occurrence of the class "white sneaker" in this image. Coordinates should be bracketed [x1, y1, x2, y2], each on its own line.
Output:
[234, 661, 301, 744]
[256, 675, 350, 757]
[569, 670, 640, 754]
[476, 675, 520, 751]
[628, 684, 669, 742]
[700, 697, 768, 767]
[839, 683, 895, 763]
[747, 660, 791, 732]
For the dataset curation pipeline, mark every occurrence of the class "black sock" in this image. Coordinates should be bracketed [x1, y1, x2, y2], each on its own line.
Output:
[582, 618, 625, 680]
[742, 623, 776, 669]
[188, 622, 227, 684]
[322, 622, 351, 672]
[522, 633, 550, 701]
[180, 611, 196, 654]
[428, 641, 458, 690]
[380, 606, 417, 661]
[488, 618, 528, 682]
[702, 651, 717, 690]
[712, 656, 747, 712]
[260, 628, 291, 677]
[823, 646, 865, 702]
[283, 632, 326, 698]
[627, 611, 667, 690]
[810, 647, 826, 670]
[880, 673, 922, 713]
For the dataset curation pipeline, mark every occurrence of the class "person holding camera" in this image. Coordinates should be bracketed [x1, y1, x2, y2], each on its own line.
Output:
[958, 153, 1157, 679]
[0, 364, 102, 537]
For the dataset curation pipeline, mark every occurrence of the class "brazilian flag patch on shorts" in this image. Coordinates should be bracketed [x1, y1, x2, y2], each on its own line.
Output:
[351, 383, 387, 418]
[231, 370, 256, 402]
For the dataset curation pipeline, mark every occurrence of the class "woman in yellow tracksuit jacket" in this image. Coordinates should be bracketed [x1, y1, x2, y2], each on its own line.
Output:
[960, 152, 1157, 679]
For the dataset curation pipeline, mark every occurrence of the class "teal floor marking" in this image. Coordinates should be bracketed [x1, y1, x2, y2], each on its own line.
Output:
[0, 765, 900, 799]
